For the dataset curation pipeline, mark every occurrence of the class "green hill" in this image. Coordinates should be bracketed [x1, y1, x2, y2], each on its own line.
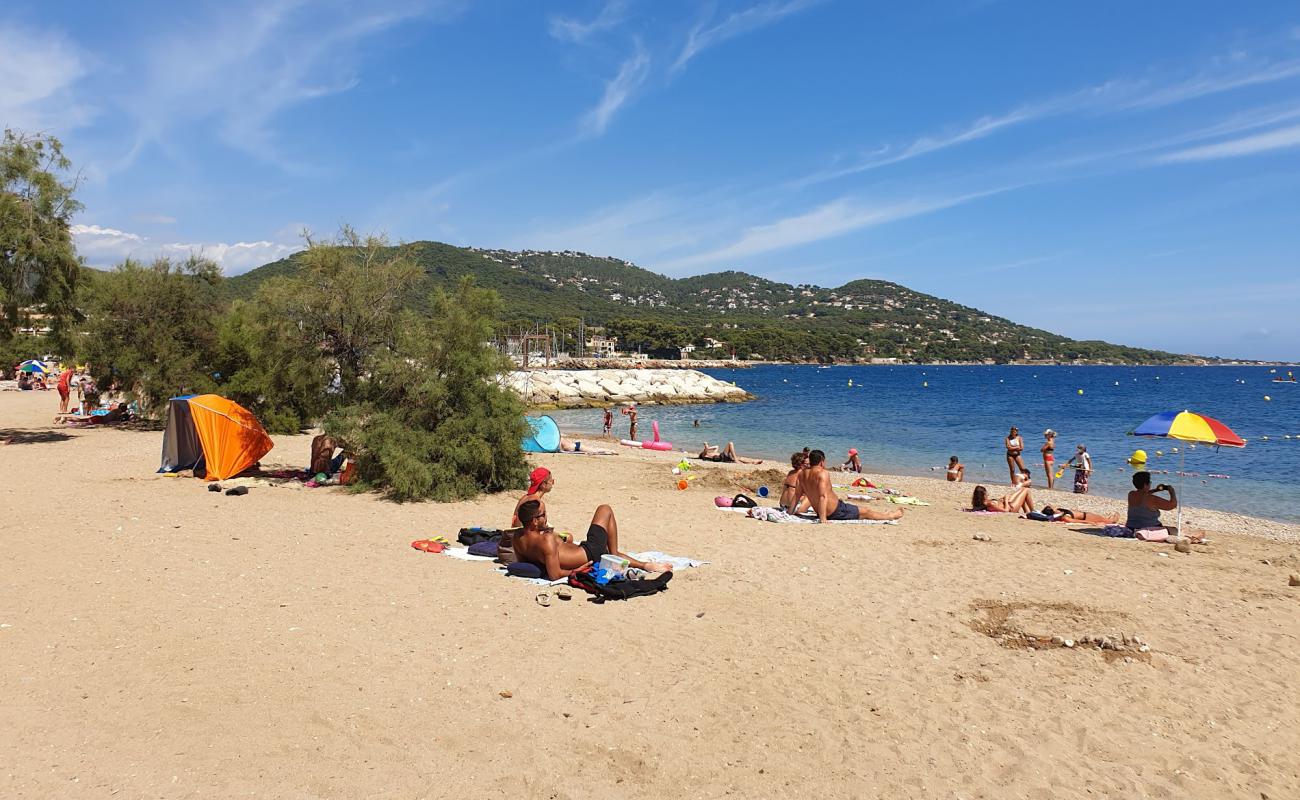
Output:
[224, 242, 1201, 364]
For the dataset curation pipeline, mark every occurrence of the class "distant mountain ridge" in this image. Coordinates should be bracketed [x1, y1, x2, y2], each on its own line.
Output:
[225, 241, 1207, 364]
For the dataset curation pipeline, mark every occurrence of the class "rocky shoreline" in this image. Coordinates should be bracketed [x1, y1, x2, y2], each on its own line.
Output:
[503, 368, 753, 409]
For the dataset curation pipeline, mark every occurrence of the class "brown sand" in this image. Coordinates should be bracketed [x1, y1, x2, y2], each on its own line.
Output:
[2, 389, 1298, 798]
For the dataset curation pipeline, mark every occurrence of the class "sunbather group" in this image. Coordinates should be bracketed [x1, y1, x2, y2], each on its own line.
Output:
[780, 448, 903, 522]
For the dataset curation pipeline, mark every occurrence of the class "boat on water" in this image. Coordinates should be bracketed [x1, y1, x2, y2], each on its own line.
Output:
[1272, 371, 1296, 384]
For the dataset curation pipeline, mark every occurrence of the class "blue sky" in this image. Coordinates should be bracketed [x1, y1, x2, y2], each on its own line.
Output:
[4, 1, 1300, 360]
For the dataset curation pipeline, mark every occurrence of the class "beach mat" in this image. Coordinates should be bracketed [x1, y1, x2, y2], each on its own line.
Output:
[716, 506, 898, 525]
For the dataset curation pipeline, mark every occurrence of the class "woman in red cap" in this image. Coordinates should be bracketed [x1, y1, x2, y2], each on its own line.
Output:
[511, 467, 554, 527]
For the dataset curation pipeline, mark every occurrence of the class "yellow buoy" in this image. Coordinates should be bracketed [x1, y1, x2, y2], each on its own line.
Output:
[1264, 395, 1272, 401]
[923, 381, 928, 388]
[1077, 389, 1084, 395]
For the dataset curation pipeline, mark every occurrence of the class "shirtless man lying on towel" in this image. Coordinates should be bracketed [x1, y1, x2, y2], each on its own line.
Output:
[513, 500, 673, 580]
[790, 449, 904, 522]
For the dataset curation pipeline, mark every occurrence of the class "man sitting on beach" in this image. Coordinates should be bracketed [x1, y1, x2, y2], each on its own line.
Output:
[511, 467, 553, 527]
[513, 500, 673, 580]
[790, 449, 903, 522]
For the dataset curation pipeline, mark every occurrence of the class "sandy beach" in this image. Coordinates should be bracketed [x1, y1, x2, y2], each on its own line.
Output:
[2, 388, 1298, 799]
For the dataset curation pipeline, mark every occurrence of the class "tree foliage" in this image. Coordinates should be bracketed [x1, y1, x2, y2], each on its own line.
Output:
[326, 277, 528, 502]
[214, 229, 419, 431]
[79, 256, 224, 411]
[0, 130, 83, 344]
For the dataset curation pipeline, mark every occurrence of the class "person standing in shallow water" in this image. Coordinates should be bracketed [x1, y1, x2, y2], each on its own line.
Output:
[1005, 426, 1027, 484]
[624, 404, 638, 441]
[1041, 429, 1057, 490]
[602, 408, 613, 437]
[1067, 444, 1092, 494]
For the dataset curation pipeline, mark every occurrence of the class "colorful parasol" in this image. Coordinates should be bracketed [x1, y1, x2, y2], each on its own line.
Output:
[1129, 410, 1244, 538]
[1131, 410, 1244, 448]
[18, 361, 50, 374]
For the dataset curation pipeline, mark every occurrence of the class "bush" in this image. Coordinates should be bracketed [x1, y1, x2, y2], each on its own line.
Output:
[326, 277, 528, 501]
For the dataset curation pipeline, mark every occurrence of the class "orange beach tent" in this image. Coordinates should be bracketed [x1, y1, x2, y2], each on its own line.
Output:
[158, 394, 274, 480]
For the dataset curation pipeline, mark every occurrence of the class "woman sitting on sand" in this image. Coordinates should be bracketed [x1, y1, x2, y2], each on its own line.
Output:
[780, 452, 807, 509]
[1040, 506, 1118, 524]
[971, 484, 1035, 514]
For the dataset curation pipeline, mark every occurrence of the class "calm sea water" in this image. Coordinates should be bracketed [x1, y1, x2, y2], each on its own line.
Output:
[546, 365, 1300, 524]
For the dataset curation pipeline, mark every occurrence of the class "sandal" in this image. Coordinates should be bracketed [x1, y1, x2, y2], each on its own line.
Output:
[556, 587, 572, 601]
[535, 592, 551, 607]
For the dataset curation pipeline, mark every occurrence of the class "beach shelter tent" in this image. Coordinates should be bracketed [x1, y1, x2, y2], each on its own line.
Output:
[521, 415, 561, 453]
[158, 394, 274, 480]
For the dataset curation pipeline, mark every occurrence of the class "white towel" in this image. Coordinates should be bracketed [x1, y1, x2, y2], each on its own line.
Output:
[441, 547, 496, 561]
[715, 505, 897, 525]
[630, 551, 708, 569]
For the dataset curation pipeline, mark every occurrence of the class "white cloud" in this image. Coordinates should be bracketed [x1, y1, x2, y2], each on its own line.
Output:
[1158, 123, 1300, 162]
[582, 43, 651, 135]
[72, 223, 297, 274]
[1116, 58, 1300, 111]
[134, 214, 178, 225]
[673, 0, 822, 72]
[791, 107, 1041, 188]
[116, 0, 459, 171]
[549, 0, 630, 43]
[0, 23, 94, 133]
[661, 188, 1010, 270]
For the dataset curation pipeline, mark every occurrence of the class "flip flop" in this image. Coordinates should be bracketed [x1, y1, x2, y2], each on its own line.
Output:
[535, 592, 551, 607]
[207, 483, 222, 492]
[556, 587, 572, 601]
[410, 540, 445, 553]
[429, 535, 451, 546]
[224, 486, 248, 496]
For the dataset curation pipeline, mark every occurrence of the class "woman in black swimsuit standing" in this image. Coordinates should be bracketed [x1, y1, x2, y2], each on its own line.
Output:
[1005, 426, 1027, 485]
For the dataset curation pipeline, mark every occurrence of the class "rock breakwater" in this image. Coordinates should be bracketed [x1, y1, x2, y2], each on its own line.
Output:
[504, 369, 752, 409]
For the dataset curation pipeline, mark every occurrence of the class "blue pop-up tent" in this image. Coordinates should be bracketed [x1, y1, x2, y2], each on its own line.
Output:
[521, 415, 561, 453]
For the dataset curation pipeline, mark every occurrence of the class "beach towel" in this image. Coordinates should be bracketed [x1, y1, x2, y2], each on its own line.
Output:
[962, 509, 1001, 515]
[887, 495, 929, 506]
[441, 547, 497, 561]
[629, 551, 708, 569]
[717, 506, 897, 525]
[1086, 525, 1136, 539]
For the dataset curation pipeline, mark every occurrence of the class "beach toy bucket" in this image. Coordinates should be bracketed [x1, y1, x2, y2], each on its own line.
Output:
[757, 486, 769, 497]
[677, 479, 689, 490]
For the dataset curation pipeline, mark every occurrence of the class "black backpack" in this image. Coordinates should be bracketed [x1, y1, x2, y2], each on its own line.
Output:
[730, 493, 758, 508]
[568, 567, 673, 601]
[457, 527, 502, 546]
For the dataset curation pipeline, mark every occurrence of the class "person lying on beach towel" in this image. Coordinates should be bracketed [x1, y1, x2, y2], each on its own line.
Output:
[559, 437, 616, 455]
[513, 500, 674, 580]
[971, 485, 1034, 514]
[63, 402, 133, 427]
[696, 441, 763, 464]
[1040, 506, 1118, 524]
[790, 449, 903, 522]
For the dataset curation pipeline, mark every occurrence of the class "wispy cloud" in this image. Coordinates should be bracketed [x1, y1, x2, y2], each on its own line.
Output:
[1116, 57, 1300, 110]
[661, 187, 1013, 270]
[549, 0, 630, 43]
[1159, 122, 1300, 162]
[0, 23, 94, 133]
[673, 0, 822, 72]
[72, 223, 299, 274]
[791, 107, 1041, 188]
[117, 0, 457, 171]
[582, 42, 651, 135]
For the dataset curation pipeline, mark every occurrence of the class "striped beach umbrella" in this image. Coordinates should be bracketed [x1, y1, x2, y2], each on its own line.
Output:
[18, 360, 50, 374]
[1129, 410, 1244, 537]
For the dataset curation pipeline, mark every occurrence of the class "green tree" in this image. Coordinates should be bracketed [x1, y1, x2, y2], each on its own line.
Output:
[326, 277, 528, 502]
[0, 130, 83, 344]
[214, 229, 420, 431]
[79, 256, 224, 411]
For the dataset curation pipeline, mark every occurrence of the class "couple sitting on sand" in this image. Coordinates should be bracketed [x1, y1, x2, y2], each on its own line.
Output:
[508, 467, 673, 580]
[782, 449, 904, 522]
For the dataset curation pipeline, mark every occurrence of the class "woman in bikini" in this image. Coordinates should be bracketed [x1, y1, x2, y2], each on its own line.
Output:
[971, 484, 1035, 515]
[1040, 506, 1118, 524]
[780, 452, 808, 510]
[1005, 426, 1027, 484]
[1041, 429, 1057, 490]
[945, 455, 964, 482]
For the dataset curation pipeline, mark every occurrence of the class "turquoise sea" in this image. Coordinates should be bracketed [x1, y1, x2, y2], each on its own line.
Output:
[545, 365, 1300, 525]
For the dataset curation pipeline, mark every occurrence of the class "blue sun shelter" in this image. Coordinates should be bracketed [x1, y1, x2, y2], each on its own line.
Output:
[521, 415, 561, 453]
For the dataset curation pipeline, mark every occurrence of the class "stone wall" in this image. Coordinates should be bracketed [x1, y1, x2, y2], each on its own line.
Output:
[503, 369, 753, 409]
